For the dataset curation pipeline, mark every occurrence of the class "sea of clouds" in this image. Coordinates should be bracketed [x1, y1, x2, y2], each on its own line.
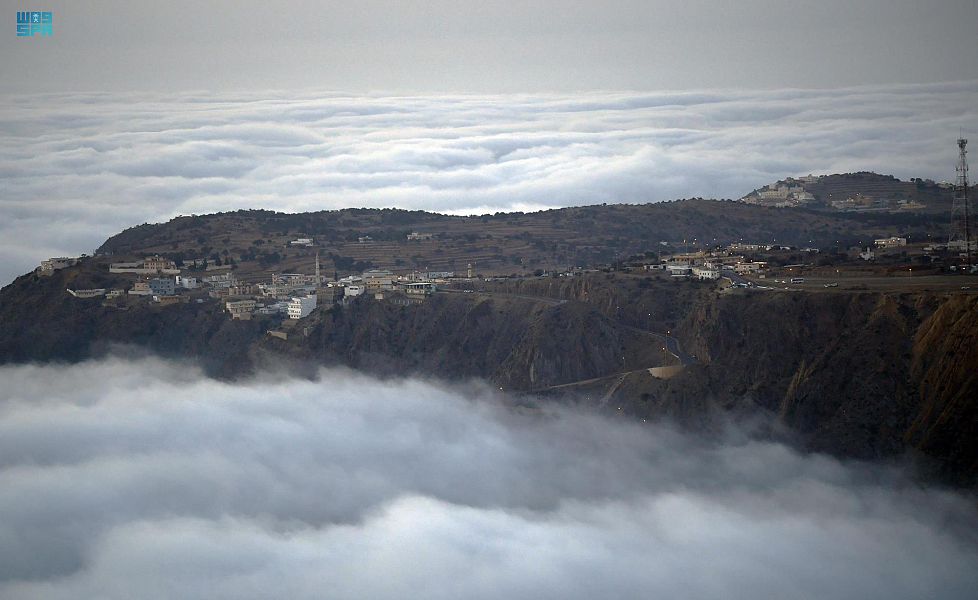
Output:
[1, 81, 977, 285]
[0, 356, 976, 599]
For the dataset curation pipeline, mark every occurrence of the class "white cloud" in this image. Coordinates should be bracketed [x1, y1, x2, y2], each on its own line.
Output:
[2, 81, 977, 285]
[0, 356, 976, 599]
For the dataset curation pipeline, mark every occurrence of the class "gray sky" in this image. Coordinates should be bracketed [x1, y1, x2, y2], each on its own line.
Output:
[3, 0, 978, 93]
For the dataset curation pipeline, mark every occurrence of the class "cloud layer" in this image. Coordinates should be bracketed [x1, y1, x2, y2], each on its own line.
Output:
[2, 81, 977, 285]
[0, 357, 976, 599]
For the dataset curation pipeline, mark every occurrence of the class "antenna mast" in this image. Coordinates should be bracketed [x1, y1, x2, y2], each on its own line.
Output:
[950, 137, 973, 270]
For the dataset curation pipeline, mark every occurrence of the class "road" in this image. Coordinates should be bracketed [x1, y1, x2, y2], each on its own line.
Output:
[439, 286, 698, 394]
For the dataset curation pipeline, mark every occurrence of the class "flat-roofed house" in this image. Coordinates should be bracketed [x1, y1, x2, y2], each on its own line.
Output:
[226, 299, 256, 320]
[363, 269, 394, 291]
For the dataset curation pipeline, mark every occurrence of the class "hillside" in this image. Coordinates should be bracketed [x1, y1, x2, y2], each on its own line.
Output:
[742, 171, 971, 212]
[94, 199, 948, 281]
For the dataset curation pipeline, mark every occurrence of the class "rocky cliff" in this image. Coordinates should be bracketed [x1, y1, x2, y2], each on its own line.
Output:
[2, 259, 976, 484]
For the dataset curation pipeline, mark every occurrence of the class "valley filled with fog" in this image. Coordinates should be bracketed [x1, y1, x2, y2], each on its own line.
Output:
[1, 356, 975, 599]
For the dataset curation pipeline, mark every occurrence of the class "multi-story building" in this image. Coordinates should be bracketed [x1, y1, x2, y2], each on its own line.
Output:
[148, 277, 176, 296]
[287, 294, 317, 320]
[363, 269, 394, 291]
[143, 255, 176, 271]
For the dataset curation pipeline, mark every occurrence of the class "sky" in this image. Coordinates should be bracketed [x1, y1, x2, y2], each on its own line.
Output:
[2, 1, 978, 94]
[0, 356, 976, 599]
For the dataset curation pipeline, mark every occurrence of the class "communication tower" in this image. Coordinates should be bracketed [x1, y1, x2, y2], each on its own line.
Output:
[950, 138, 974, 269]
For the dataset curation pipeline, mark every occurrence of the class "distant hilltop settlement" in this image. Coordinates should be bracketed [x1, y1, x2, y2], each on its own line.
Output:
[41, 225, 977, 328]
[48, 250, 447, 322]
[739, 172, 950, 211]
[44, 246, 741, 319]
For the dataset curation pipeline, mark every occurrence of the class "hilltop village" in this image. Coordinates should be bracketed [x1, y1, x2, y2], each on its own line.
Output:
[41, 224, 975, 338]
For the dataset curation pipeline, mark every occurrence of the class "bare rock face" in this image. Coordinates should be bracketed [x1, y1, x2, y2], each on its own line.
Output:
[908, 295, 978, 480]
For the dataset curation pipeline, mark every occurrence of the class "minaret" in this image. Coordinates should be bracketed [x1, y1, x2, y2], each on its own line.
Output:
[315, 250, 322, 288]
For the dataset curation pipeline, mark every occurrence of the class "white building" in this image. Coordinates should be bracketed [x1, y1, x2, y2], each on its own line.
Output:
[666, 264, 691, 277]
[290, 238, 315, 246]
[176, 275, 198, 289]
[407, 232, 434, 241]
[345, 284, 364, 298]
[66, 288, 106, 298]
[287, 294, 317, 320]
[338, 275, 362, 286]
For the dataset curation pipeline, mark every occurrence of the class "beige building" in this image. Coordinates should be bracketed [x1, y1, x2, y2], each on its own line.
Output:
[143, 255, 176, 271]
[128, 281, 152, 296]
[692, 266, 721, 280]
[226, 299, 256, 320]
[363, 269, 395, 291]
[734, 261, 767, 274]
[40, 257, 78, 274]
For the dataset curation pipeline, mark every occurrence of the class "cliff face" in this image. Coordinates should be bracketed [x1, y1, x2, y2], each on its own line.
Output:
[907, 296, 978, 478]
[0, 268, 265, 378]
[3, 261, 977, 483]
[260, 294, 665, 390]
[668, 290, 977, 482]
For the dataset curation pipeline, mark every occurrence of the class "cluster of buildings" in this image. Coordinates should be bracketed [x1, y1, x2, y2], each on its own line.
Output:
[54, 247, 460, 325]
[223, 264, 445, 321]
[741, 180, 816, 208]
[643, 245, 775, 280]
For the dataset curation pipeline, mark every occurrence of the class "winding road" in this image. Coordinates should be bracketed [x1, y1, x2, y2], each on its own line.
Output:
[439, 285, 698, 395]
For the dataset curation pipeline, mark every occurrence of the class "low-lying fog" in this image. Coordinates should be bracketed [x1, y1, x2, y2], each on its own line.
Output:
[0, 357, 975, 599]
